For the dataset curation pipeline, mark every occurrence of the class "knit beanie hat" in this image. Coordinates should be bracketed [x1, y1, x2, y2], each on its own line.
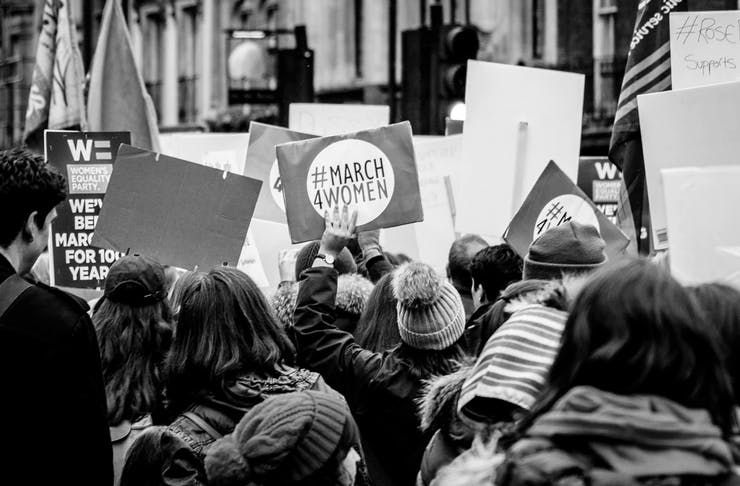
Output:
[204, 391, 359, 486]
[295, 241, 358, 280]
[523, 222, 607, 281]
[458, 304, 567, 422]
[393, 262, 466, 351]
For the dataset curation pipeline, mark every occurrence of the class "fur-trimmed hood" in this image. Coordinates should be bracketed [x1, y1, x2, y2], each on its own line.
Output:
[270, 273, 373, 328]
[417, 364, 474, 433]
[504, 274, 587, 316]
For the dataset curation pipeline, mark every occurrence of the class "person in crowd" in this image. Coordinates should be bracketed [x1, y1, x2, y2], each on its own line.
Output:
[464, 222, 606, 355]
[491, 259, 738, 485]
[291, 206, 467, 486]
[354, 273, 402, 352]
[93, 254, 174, 486]
[0, 147, 112, 485]
[125, 266, 338, 483]
[463, 245, 522, 354]
[205, 391, 367, 486]
[447, 234, 488, 319]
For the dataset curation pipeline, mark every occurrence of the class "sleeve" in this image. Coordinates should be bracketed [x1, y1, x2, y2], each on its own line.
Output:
[292, 266, 384, 408]
[366, 254, 394, 284]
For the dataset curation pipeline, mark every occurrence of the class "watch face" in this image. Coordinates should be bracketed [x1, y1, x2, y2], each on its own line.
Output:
[325, 254, 335, 265]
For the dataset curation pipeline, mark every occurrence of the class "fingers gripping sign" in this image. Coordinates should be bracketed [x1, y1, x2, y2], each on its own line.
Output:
[319, 205, 358, 260]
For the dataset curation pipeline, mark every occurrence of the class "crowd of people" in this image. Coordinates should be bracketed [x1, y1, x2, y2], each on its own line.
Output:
[3, 145, 740, 486]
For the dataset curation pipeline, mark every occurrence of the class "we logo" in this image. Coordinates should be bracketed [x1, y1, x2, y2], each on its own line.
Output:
[67, 139, 113, 162]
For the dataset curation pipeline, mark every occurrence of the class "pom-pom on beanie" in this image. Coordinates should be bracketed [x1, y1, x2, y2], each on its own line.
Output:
[393, 262, 466, 351]
[204, 391, 358, 486]
[523, 222, 607, 281]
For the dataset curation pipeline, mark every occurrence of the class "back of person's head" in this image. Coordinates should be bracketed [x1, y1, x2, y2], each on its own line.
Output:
[294, 241, 357, 280]
[392, 262, 468, 378]
[522, 222, 606, 281]
[166, 266, 295, 412]
[447, 234, 488, 292]
[355, 273, 401, 352]
[528, 258, 735, 436]
[0, 147, 66, 271]
[93, 255, 173, 425]
[470, 244, 523, 303]
[120, 426, 203, 486]
[690, 282, 740, 405]
[205, 391, 363, 486]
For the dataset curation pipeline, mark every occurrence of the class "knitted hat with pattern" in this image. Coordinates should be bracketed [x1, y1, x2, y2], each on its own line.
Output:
[204, 391, 359, 486]
[393, 262, 466, 351]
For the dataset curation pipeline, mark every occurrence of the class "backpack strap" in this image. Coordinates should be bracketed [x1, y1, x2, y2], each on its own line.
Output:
[0, 275, 33, 320]
[183, 411, 224, 442]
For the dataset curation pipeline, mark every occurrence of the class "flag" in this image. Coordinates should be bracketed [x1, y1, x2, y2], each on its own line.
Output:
[23, 0, 87, 149]
[87, 0, 160, 151]
[608, 0, 686, 254]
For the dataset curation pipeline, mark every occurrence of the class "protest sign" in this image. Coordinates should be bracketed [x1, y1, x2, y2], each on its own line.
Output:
[455, 61, 584, 239]
[277, 121, 423, 243]
[637, 81, 740, 250]
[504, 161, 629, 261]
[159, 132, 250, 175]
[670, 11, 740, 90]
[244, 122, 317, 223]
[288, 103, 389, 136]
[45, 131, 130, 288]
[413, 135, 463, 219]
[662, 166, 740, 286]
[577, 157, 621, 224]
[235, 229, 269, 288]
[92, 144, 262, 271]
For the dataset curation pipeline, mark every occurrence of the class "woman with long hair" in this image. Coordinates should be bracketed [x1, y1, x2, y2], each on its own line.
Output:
[92, 254, 173, 486]
[493, 258, 737, 485]
[125, 265, 339, 484]
[354, 273, 401, 352]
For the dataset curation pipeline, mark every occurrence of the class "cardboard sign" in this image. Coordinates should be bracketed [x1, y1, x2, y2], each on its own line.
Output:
[504, 161, 629, 261]
[577, 157, 622, 224]
[663, 166, 740, 286]
[670, 11, 740, 90]
[159, 132, 250, 176]
[244, 122, 317, 223]
[288, 103, 389, 136]
[637, 81, 740, 250]
[92, 144, 262, 271]
[456, 61, 584, 239]
[45, 131, 130, 288]
[277, 121, 423, 243]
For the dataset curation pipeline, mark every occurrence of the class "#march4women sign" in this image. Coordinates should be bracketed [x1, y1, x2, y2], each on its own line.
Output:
[277, 121, 424, 243]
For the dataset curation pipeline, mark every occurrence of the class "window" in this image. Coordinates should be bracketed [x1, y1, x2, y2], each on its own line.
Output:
[142, 10, 164, 117]
[532, 0, 545, 60]
[178, 5, 200, 123]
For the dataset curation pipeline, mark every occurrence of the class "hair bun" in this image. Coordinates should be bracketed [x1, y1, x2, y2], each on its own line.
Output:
[393, 262, 441, 308]
[204, 435, 252, 486]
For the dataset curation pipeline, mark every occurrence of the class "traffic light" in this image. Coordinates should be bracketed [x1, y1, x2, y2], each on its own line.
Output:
[401, 6, 478, 135]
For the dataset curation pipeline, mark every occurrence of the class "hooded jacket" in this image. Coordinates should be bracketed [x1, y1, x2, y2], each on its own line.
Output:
[496, 386, 740, 486]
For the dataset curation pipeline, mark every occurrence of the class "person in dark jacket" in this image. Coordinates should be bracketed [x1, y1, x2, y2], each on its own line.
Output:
[292, 206, 468, 486]
[125, 266, 339, 484]
[0, 147, 112, 485]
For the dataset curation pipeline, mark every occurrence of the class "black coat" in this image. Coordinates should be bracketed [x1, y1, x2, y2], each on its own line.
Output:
[293, 266, 433, 486]
[0, 255, 112, 486]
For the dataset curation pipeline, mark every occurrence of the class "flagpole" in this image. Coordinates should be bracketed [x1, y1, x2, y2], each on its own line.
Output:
[82, 0, 93, 70]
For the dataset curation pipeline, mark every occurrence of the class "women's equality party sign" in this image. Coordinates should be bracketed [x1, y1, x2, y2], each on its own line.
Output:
[276, 121, 424, 243]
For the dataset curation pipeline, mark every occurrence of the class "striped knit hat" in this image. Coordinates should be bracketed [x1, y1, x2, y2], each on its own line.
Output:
[458, 304, 567, 421]
[204, 391, 359, 486]
[393, 262, 466, 351]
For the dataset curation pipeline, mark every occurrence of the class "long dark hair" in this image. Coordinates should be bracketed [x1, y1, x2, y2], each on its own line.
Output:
[690, 282, 740, 405]
[394, 341, 467, 380]
[93, 297, 173, 425]
[519, 258, 735, 437]
[165, 267, 295, 412]
[355, 273, 401, 352]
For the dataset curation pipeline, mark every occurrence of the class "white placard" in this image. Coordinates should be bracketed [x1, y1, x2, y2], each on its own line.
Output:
[670, 11, 740, 90]
[637, 81, 740, 249]
[159, 132, 250, 175]
[455, 61, 584, 238]
[663, 166, 740, 287]
[288, 103, 389, 136]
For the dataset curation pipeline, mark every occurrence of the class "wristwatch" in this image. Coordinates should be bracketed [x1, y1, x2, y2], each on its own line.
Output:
[314, 253, 335, 265]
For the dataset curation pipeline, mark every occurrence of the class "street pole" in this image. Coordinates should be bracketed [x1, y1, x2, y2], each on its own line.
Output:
[388, 0, 397, 122]
[82, 0, 93, 70]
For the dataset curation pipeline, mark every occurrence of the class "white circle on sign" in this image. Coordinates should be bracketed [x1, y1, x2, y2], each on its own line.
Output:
[533, 194, 599, 240]
[269, 159, 286, 212]
[306, 139, 395, 226]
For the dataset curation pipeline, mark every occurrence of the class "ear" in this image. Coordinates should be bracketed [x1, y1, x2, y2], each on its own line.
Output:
[21, 211, 40, 243]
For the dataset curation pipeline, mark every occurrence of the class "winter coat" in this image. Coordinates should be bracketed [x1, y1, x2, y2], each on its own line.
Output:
[0, 255, 112, 486]
[292, 266, 436, 486]
[125, 365, 335, 485]
[111, 415, 153, 486]
[416, 366, 475, 486]
[496, 386, 740, 486]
